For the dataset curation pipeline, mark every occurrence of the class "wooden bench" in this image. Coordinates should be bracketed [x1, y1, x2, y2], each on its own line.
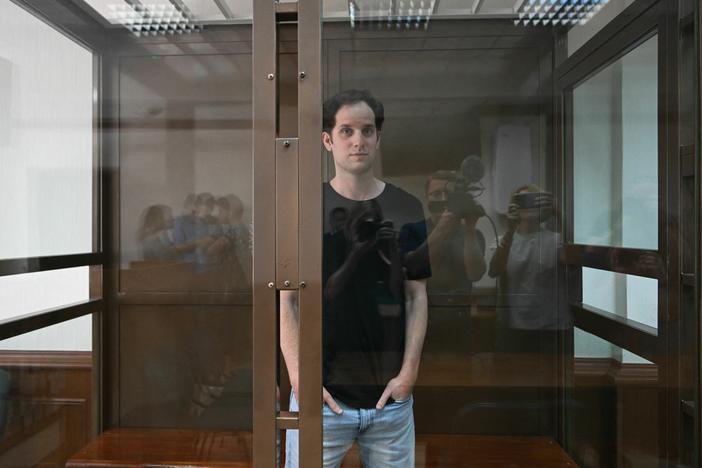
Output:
[67, 428, 578, 467]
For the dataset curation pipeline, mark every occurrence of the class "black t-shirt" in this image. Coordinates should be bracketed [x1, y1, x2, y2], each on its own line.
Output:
[322, 182, 431, 408]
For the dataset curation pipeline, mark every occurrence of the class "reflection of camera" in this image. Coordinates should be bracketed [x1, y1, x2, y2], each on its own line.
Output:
[446, 189, 485, 219]
[356, 219, 394, 243]
[428, 155, 486, 219]
[514, 192, 551, 209]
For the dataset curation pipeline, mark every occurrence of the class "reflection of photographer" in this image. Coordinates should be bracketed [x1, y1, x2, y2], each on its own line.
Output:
[424, 169, 486, 294]
[488, 185, 566, 352]
[324, 200, 403, 301]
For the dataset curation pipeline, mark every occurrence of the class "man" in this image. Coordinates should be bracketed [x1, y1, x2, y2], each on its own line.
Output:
[282, 89, 430, 467]
[424, 170, 486, 294]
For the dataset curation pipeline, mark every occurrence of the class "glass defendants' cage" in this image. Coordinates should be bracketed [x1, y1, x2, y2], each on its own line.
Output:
[0, 0, 700, 467]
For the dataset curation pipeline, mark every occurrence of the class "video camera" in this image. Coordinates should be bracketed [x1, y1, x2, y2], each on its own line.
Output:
[428, 155, 486, 220]
[356, 218, 394, 243]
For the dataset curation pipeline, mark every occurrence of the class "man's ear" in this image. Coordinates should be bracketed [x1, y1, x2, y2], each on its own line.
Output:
[375, 132, 381, 149]
[322, 131, 333, 151]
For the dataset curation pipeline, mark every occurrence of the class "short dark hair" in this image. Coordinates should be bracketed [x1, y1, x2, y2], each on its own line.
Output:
[196, 192, 215, 207]
[425, 170, 458, 194]
[322, 89, 384, 133]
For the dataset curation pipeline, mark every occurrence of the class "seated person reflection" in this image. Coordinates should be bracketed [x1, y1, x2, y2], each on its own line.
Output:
[223, 194, 253, 286]
[173, 193, 198, 262]
[281, 89, 430, 468]
[488, 185, 566, 353]
[172, 192, 222, 273]
[206, 195, 252, 289]
[137, 204, 177, 261]
[424, 170, 486, 294]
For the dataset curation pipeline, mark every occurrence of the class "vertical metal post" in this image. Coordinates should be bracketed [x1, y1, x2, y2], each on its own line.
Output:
[696, 0, 702, 462]
[252, 0, 278, 465]
[297, 0, 323, 466]
[276, 138, 300, 289]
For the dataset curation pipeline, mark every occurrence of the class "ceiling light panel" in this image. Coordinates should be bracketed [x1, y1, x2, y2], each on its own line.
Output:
[81, 0, 126, 24]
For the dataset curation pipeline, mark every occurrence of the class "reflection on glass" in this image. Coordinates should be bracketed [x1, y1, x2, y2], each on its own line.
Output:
[489, 186, 567, 342]
[573, 35, 658, 249]
[109, 11, 254, 458]
[119, 53, 253, 293]
[283, 90, 433, 467]
[424, 168, 487, 295]
[569, 328, 659, 467]
[583, 267, 658, 329]
[0, 317, 94, 466]
[307, 4, 577, 464]
[112, 15, 254, 454]
[119, 305, 252, 429]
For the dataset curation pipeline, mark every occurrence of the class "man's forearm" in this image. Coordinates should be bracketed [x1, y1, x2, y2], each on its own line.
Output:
[400, 281, 428, 381]
[488, 228, 515, 278]
[280, 291, 300, 393]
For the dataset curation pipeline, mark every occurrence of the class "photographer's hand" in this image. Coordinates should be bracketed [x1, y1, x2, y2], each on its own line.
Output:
[534, 193, 553, 208]
[507, 202, 520, 231]
[375, 225, 400, 257]
[325, 231, 383, 300]
[434, 211, 460, 237]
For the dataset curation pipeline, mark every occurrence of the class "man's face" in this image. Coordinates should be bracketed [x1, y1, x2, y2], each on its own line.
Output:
[196, 201, 213, 218]
[231, 204, 244, 223]
[214, 205, 230, 223]
[426, 178, 453, 203]
[322, 102, 380, 176]
[163, 208, 174, 229]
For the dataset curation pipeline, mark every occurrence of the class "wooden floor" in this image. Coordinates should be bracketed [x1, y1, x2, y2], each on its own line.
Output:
[67, 429, 578, 467]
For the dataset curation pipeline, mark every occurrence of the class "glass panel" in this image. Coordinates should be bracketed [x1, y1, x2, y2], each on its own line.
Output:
[108, 5, 254, 461]
[569, 328, 660, 466]
[119, 305, 250, 428]
[0, 316, 94, 466]
[0, 267, 89, 323]
[119, 54, 253, 293]
[572, 35, 658, 249]
[0, 2, 94, 260]
[284, 4, 579, 466]
[582, 267, 658, 329]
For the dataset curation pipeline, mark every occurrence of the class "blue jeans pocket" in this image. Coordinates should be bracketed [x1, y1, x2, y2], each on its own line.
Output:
[391, 395, 412, 404]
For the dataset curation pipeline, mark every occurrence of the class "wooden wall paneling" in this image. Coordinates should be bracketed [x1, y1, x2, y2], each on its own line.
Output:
[0, 351, 92, 467]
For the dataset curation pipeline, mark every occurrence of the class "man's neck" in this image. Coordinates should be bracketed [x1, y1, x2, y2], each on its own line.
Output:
[330, 171, 385, 201]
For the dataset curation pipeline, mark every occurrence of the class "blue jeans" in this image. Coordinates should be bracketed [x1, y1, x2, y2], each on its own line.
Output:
[285, 392, 415, 467]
